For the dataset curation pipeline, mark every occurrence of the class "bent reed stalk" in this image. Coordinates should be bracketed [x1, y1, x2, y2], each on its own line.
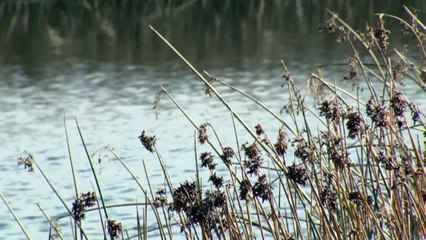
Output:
[6, 8, 426, 240]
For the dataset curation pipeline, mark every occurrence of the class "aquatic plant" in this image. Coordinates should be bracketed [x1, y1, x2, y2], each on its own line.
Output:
[2, 6, 426, 240]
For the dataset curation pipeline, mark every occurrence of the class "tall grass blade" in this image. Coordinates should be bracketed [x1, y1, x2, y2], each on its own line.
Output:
[0, 191, 32, 240]
[74, 118, 109, 222]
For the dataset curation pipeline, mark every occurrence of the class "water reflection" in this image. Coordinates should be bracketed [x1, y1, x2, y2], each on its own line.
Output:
[1, 0, 425, 74]
[1, 1, 425, 239]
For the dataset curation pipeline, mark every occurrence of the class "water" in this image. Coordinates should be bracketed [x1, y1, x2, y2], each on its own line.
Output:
[1, 1, 426, 239]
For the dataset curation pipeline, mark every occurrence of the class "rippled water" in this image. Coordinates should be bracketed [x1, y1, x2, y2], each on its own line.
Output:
[1, 1, 426, 239]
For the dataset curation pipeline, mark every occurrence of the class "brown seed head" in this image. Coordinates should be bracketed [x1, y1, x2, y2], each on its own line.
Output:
[138, 131, 156, 153]
[198, 123, 209, 144]
[107, 219, 122, 239]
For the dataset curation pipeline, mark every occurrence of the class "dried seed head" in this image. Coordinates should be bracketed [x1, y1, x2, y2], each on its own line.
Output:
[345, 106, 365, 139]
[171, 181, 199, 212]
[198, 123, 209, 144]
[321, 14, 338, 33]
[204, 75, 216, 97]
[390, 92, 408, 117]
[253, 174, 273, 202]
[344, 56, 358, 81]
[153, 189, 167, 208]
[348, 191, 372, 207]
[320, 186, 338, 211]
[204, 190, 226, 208]
[392, 55, 409, 83]
[239, 179, 253, 201]
[293, 137, 316, 163]
[409, 103, 422, 124]
[242, 142, 260, 160]
[376, 149, 395, 170]
[242, 142, 263, 176]
[81, 192, 97, 208]
[107, 219, 122, 239]
[200, 152, 217, 170]
[220, 147, 234, 166]
[320, 13, 346, 37]
[188, 201, 212, 225]
[366, 97, 389, 127]
[375, 15, 390, 52]
[255, 124, 265, 136]
[187, 189, 226, 231]
[138, 131, 156, 153]
[17, 153, 35, 173]
[348, 191, 362, 205]
[308, 71, 327, 98]
[331, 149, 351, 169]
[72, 192, 97, 221]
[185, 190, 226, 231]
[319, 99, 343, 122]
[274, 127, 288, 156]
[72, 198, 86, 221]
[153, 90, 165, 119]
[208, 173, 224, 189]
[287, 163, 309, 186]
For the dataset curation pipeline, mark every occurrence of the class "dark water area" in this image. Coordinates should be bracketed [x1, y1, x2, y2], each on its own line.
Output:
[1, 0, 426, 73]
[1, 1, 425, 239]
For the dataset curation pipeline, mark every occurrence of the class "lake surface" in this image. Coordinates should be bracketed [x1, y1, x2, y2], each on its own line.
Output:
[1, 1, 425, 239]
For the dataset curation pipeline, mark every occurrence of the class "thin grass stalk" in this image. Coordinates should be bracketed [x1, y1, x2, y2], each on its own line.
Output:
[151, 26, 286, 177]
[229, 115, 253, 238]
[64, 118, 79, 239]
[101, 147, 163, 239]
[64, 118, 78, 196]
[305, 211, 320, 239]
[74, 119, 109, 223]
[30, 157, 89, 239]
[159, 86, 240, 183]
[218, 206, 230, 240]
[204, 71, 296, 136]
[0, 191, 32, 240]
[153, 146, 174, 194]
[136, 205, 141, 240]
[406, 127, 426, 176]
[359, 160, 391, 236]
[382, 12, 426, 58]
[149, 147, 194, 239]
[244, 200, 255, 239]
[141, 159, 168, 240]
[251, 199, 265, 239]
[281, 60, 325, 137]
[404, 5, 426, 31]
[90, 185, 107, 240]
[348, 49, 380, 102]
[164, 60, 315, 240]
[36, 203, 65, 240]
[281, 60, 304, 134]
[311, 73, 366, 107]
[328, 11, 388, 82]
[224, 184, 243, 238]
[287, 180, 306, 238]
[273, 167, 306, 236]
[268, 196, 288, 239]
[144, 195, 148, 240]
[194, 131, 201, 199]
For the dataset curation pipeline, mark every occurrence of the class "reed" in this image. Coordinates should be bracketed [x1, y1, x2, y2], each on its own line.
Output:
[5, 7, 426, 239]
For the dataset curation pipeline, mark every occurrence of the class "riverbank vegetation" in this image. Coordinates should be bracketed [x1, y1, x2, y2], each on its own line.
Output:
[2, 5, 426, 240]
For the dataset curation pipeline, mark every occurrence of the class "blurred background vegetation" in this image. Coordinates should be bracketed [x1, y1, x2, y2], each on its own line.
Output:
[1, 0, 425, 71]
